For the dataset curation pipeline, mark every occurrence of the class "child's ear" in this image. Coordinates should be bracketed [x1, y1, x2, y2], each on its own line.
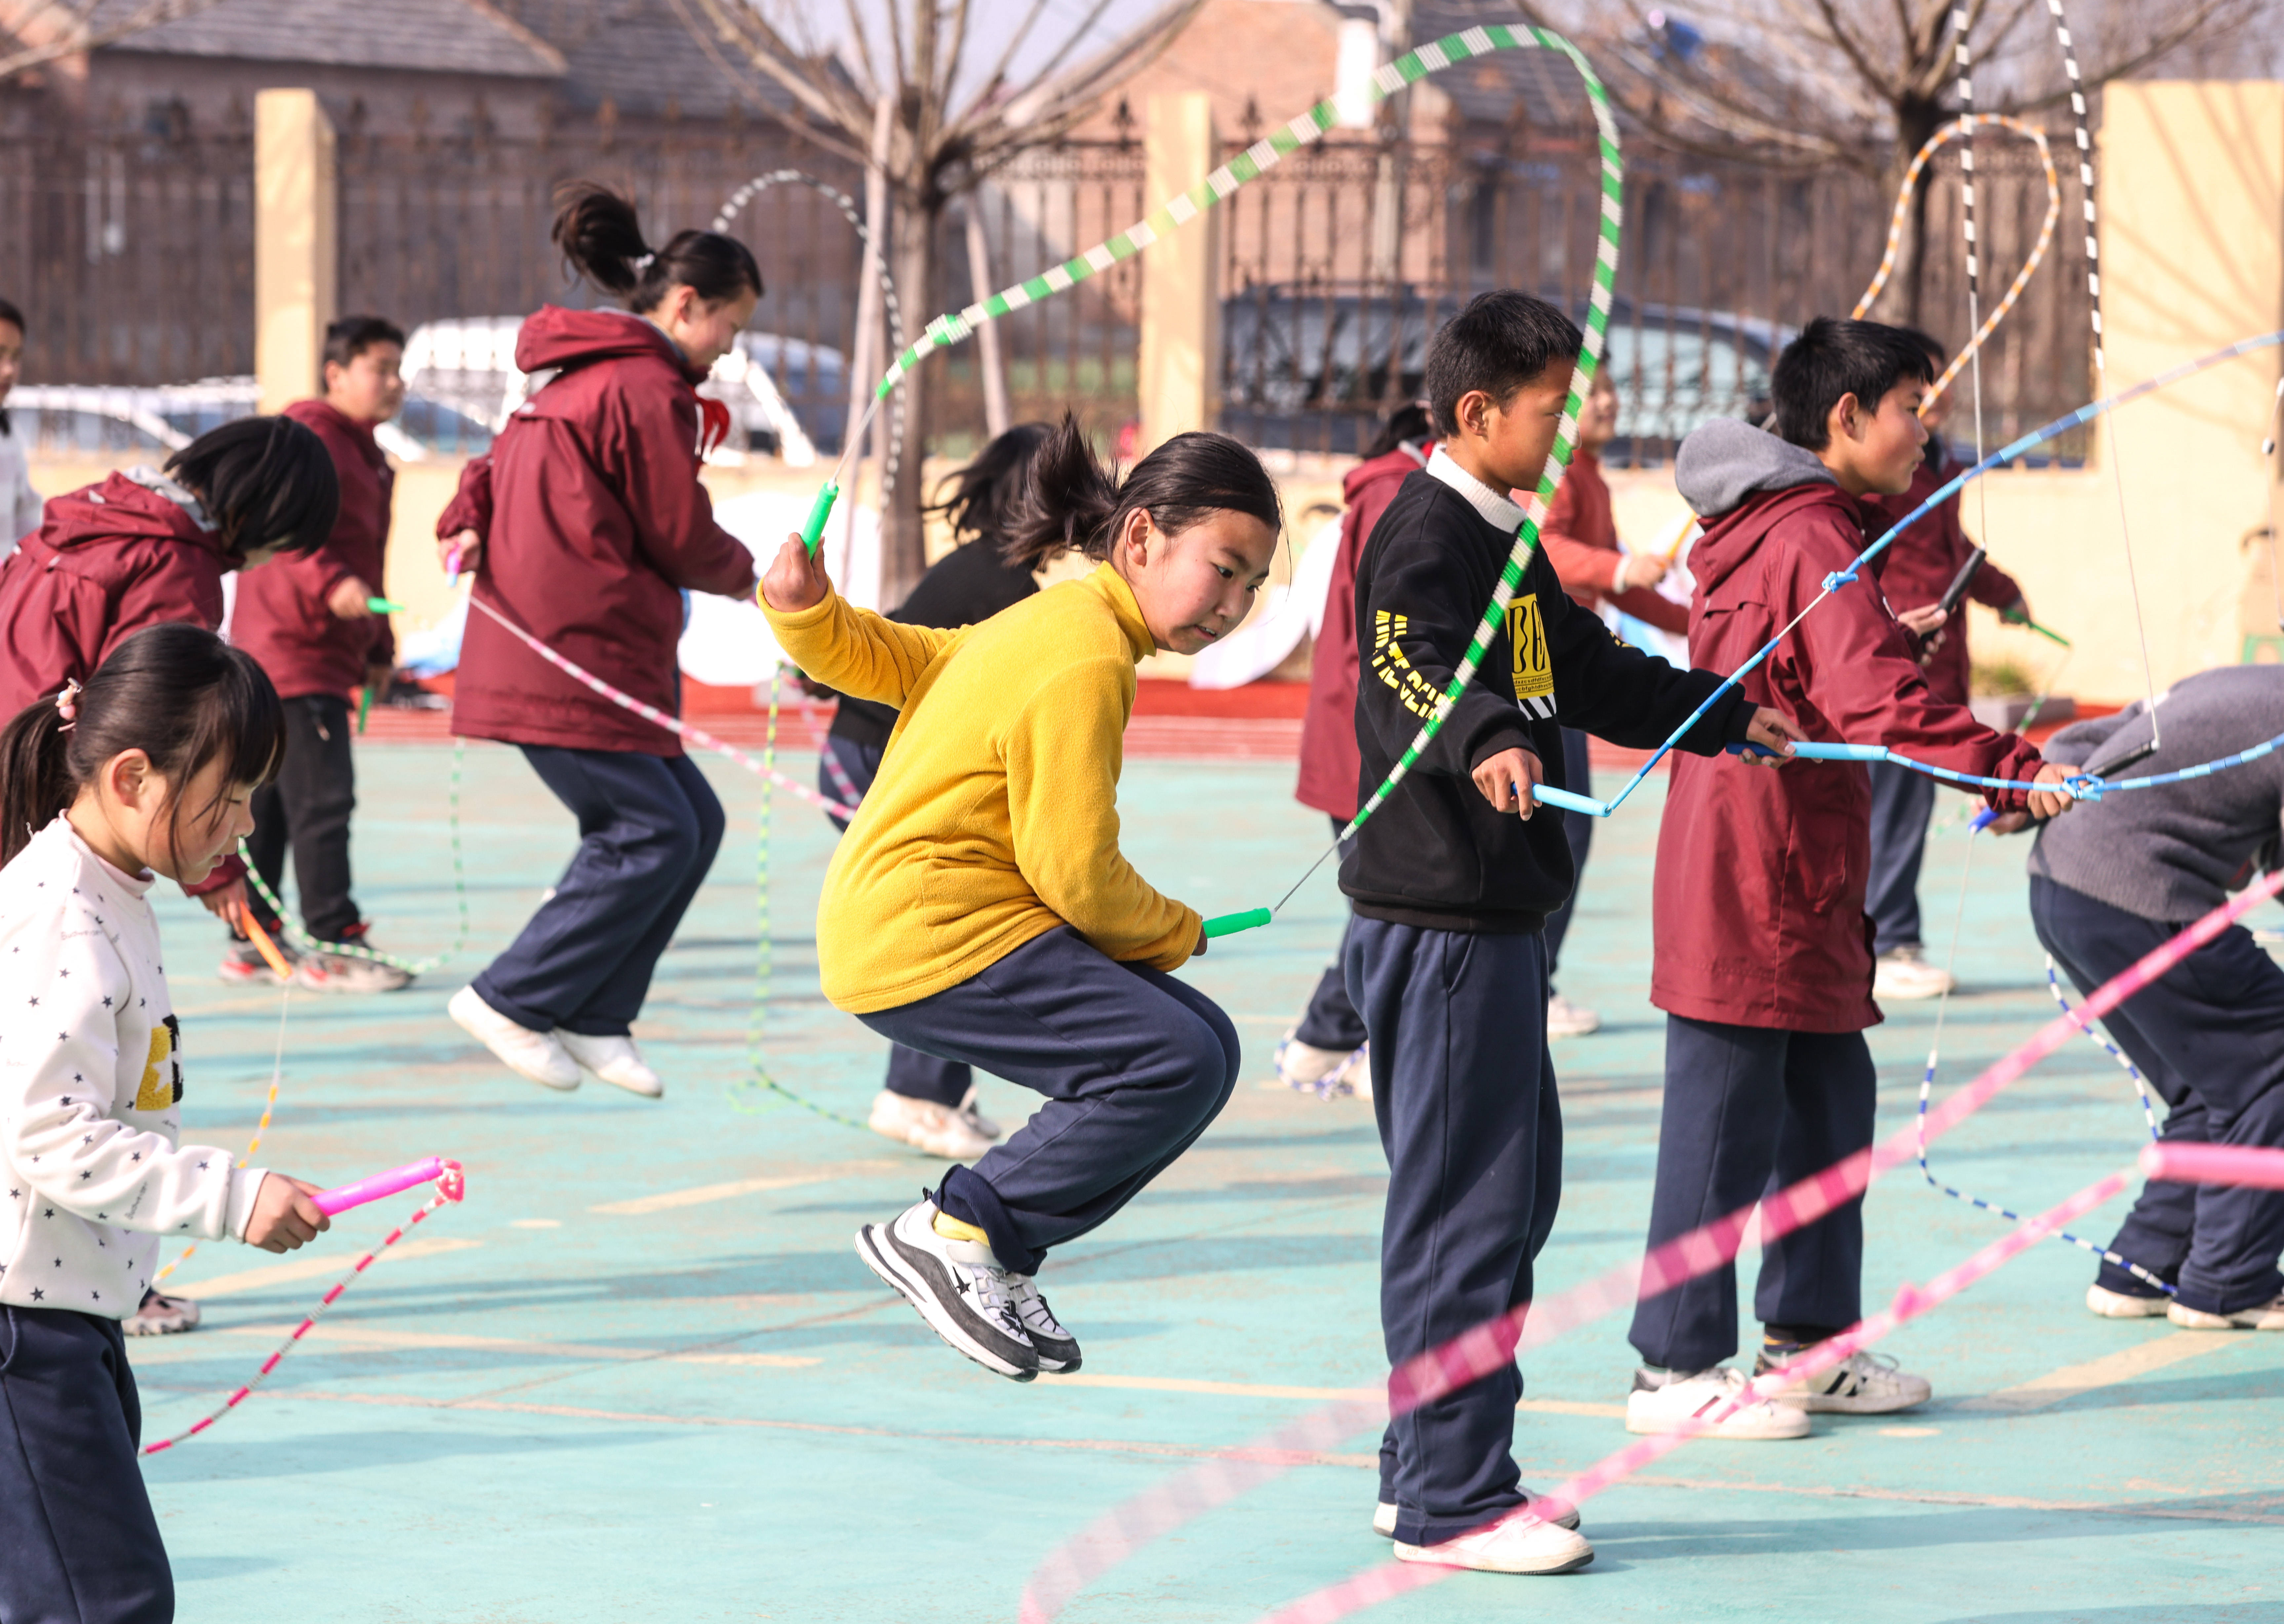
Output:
[1828, 392, 1861, 445]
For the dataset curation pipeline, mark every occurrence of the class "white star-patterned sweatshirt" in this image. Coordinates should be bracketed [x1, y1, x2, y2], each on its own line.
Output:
[0, 816, 265, 1317]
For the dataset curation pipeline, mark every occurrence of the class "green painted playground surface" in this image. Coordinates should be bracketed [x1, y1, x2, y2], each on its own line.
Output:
[131, 742, 2281, 1623]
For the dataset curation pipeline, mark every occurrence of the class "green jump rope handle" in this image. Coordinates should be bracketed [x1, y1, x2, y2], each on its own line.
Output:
[367, 596, 408, 614]
[357, 683, 372, 735]
[2025, 620, 2072, 649]
[1202, 907, 1273, 939]
[800, 482, 840, 556]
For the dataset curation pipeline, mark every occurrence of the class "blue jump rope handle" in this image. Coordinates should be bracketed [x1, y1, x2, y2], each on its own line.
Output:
[1530, 784, 1608, 817]
[1202, 907, 1273, 938]
[1970, 807, 2001, 833]
[800, 483, 840, 556]
[1728, 741, 1886, 763]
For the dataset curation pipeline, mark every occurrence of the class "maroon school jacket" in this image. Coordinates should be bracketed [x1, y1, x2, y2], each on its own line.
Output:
[1651, 434, 2044, 1032]
[444, 306, 758, 756]
[1862, 439, 2024, 707]
[229, 399, 395, 701]
[1295, 442, 1431, 821]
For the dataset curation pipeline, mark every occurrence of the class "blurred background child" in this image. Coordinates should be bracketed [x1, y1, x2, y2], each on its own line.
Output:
[0, 297, 43, 561]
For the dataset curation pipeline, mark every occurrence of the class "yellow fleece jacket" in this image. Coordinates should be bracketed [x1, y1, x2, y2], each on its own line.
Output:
[763, 563, 1200, 1013]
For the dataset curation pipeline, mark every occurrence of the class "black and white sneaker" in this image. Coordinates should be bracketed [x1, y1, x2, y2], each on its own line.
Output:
[857, 1198, 1039, 1382]
[1008, 1274, 1081, 1373]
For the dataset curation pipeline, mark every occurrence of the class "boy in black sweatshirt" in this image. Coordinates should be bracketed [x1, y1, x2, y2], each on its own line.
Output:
[1344, 291, 1799, 1575]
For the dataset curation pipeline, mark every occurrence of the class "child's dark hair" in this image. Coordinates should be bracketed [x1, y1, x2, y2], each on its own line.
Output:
[0, 623, 284, 869]
[165, 416, 340, 561]
[323, 314, 406, 375]
[551, 182, 764, 312]
[1362, 402, 1434, 460]
[1771, 317, 1937, 450]
[920, 421, 1051, 553]
[0, 297, 23, 336]
[1005, 414, 1282, 568]
[1422, 291, 1584, 439]
[1896, 326, 1948, 368]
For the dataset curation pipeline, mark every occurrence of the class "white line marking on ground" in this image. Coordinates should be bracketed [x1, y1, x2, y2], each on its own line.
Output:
[589, 1161, 901, 1215]
[214, 1322, 818, 1369]
[174, 1237, 481, 1299]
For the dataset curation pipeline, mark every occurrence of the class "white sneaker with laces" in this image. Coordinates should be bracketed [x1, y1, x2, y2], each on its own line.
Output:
[1274, 1029, 1369, 1096]
[1393, 1512, 1593, 1575]
[869, 1090, 996, 1159]
[954, 1085, 1003, 1142]
[1377, 1492, 1577, 1537]
[124, 1288, 202, 1336]
[1008, 1273, 1081, 1372]
[1754, 1348, 1932, 1413]
[1545, 994, 1601, 1038]
[2167, 1291, 2284, 1330]
[1874, 944, 1955, 1000]
[554, 1031, 663, 1098]
[2087, 1283, 2170, 1318]
[856, 1199, 1038, 1381]
[450, 985, 579, 1090]
[1625, 1366, 1810, 1439]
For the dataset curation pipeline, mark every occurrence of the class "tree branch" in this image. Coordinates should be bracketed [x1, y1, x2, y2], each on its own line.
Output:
[0, 0, 227, 82]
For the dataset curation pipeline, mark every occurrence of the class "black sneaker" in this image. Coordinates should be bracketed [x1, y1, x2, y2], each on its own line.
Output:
[857, 1198, 1038, 1382]
[1007, 1273, 1081, 1373]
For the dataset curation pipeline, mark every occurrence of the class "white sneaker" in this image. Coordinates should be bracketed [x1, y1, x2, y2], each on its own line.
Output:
[124, 1288, 201, 1336]
[856, 1199, 1038, 1381]
[869, 1090, 996, 1159]
[1376, 1492, 1578, 1537]
[1274, 1029, 1369, 1097]
[554, 1030, 663, 1098]
[1394, 1512, 1594, 1575]
[450, 986, 579, 1090]
[1874, 944, 1954, 1001]
[1754, 1348, 1932, 1413]
[2167, 1291, 2284, 1330]
[1008, 1273, 1081, 1372]
[954, 1085, 1003, 1142]
[1625, 1366, 1811, 1439]
[1546, 993, 1601, 1037]
[2087, 1283, 2171, 1318]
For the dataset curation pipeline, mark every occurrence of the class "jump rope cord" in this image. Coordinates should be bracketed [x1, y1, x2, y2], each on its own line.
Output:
[148, 983, 292, 1290]
[1951, 12, 1997, 596]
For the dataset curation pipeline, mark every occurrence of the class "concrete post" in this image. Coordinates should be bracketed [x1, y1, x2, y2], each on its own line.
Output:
[255, 89, 337, 416]
[1138, 92, 1219, 455]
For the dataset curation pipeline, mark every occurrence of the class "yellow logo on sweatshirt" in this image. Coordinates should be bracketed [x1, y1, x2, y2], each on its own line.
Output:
[133, 1015, 181, 1112]
[1508, 594, 1554, 705]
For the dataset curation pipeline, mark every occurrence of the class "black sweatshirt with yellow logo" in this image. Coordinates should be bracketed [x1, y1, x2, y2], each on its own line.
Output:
[1340, 450, 1752, 933]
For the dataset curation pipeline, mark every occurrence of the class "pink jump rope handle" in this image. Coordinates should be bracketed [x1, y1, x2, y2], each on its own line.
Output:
[312, 1157, 465, 1216]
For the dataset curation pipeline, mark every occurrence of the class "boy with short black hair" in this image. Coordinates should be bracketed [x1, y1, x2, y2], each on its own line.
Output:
[1630, 317, 2075, 1436]
[225, 314, 411, 993]
[1345, 289, 1801, 1575]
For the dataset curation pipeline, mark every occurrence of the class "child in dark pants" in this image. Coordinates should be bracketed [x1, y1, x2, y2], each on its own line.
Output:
[2020, 666, 2284, 1328]
[1343, 291, 1800, 1575]
[227, 314, 412, 993]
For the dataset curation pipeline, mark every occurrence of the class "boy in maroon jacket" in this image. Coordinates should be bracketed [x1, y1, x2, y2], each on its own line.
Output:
[226, 316, 411, 993]
[1626, 319, 2076, 1437]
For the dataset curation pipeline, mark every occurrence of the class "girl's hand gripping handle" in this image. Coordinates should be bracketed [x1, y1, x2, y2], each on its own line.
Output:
[761, 526, 834, 614]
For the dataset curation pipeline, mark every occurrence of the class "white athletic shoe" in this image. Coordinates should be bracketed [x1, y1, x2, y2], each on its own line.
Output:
[2167, 1291, 2284, 1330]
[2087, 1283, 2171, 1318]
[1393, 1512, 1594, 1575]
[1274, 1029, 1370, 1097]
[869, 1090, 996, 1159]
[856, 1199, 1038, 1381]
[1754, 1348, 1932, 1413]
[1376, 1493, 1578, 1537]
[955, 1085, 1004, 1142]
[1545, 994, 1601, 1038]
[450, 986, 579, 1090]
[1874, 944, 1955, 1001]
[124, 1288, 201, 1336]
[554, 1030, 663, 1098]
[1008, 1273, 1081, 1373]
[1626, 1366, 1811, 1439]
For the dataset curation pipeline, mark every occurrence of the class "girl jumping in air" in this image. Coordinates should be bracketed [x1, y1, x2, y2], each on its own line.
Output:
[760, 416, 1279, 1382]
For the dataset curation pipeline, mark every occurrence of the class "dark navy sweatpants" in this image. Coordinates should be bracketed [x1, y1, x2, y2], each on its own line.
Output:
[858, 926, 1240, 1275]
[0, 1307, 171, 1624]
[1295, 817, 1367, 1052]
[2031, 875, 2284, 1315]
[1347, 918, 1562, 1547]
[1628, 1016, 1877, 1372]
[1541, 727, 1595, 979]
[1866, 758, 1937, 954]
[475, 746, 725, 1036]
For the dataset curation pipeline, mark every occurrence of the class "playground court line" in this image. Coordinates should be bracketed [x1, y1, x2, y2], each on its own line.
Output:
[1953, 1330, 2238, 1412]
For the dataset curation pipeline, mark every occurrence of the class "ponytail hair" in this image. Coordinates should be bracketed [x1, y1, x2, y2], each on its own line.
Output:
[0, 623, 284, 869]
[1003, 413, 1283, 570]
[166, 416, 340, 561]
[551, 181, 764, 313]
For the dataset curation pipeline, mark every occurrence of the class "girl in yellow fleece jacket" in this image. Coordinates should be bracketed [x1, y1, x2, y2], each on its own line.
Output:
[760, 416, 1281, 1382]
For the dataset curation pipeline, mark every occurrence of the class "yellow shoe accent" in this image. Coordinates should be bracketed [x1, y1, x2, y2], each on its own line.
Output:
[932, 1208, 991, 1246]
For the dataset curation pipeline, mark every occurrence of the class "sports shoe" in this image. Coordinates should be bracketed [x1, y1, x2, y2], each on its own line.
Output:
[1546, 993, 1601, 1037]
[1393, 1512, 1594, 1575]
[1754, 1347, 1932, 1413]
[857, 1198, 1038, 1381]
[869, 1089, 995, 1158]
[1376, 1492, 1579, 1538]
[124, 1288, 201, 1336]
[1626, 1366, 1811, 1439]
[449, 985, 580, 1090]
[2088, 1282, 2171, 1318]
[1008, 1273, 1081, 1373]
[293, 946, 414, 994]
[218, 936, 296, 984]
[1874, 944, 1954, 1001]
[555, 1031, 663, 1098]
[2167, 1291, 2284, 1330]
[955, 1085, 1004, 1142]
[1275, 1028, 1370, 1097]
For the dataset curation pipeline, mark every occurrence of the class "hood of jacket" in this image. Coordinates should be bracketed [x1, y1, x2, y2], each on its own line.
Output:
[1342, 439, 1433, 507]
[513, 304, 698, 382]
[1674, 417, 1836, 519]
[38, 469, 229, 560]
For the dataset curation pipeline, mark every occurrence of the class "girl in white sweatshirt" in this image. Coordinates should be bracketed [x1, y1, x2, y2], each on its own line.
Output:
[0, 620, 332, 1624]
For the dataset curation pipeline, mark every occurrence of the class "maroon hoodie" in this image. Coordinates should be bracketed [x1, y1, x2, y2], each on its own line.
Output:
[229, 398, 395, 701]
[444, 306, 759, 756]
[1295, 440, 1432, 820]
[1651, 419, 2044, 1031]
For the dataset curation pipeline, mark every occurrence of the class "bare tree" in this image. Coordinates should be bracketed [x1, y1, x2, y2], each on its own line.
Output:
[0, 0, 226, 81]
[670, 0, 1208, 600]
[1525, 0, 2266, 325]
